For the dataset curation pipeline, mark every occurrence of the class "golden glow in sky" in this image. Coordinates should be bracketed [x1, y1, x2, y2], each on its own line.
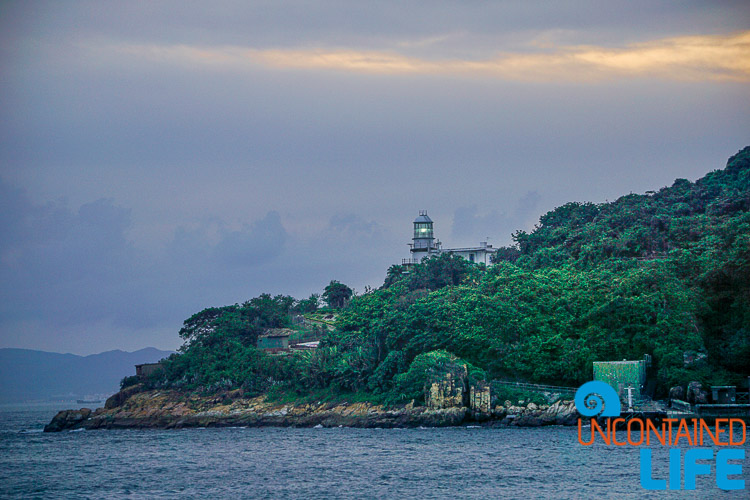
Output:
[115, 30, 750, 83]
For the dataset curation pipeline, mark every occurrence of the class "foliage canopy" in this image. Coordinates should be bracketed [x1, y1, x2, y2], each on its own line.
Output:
[154, 147, 750, 402]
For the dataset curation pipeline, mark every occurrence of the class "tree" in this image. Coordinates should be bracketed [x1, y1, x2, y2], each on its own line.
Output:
[323, 280, 353, 309]
[382, 264, 406, 289]
[294, 294, 320, 314]
[177, 294, 295, 348]
[408, 253, 473, 291]
[491, 246, 521, 264]
[178, 306, 234, 345]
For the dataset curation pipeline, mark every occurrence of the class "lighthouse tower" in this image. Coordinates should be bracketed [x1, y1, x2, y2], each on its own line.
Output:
[409, 210, 438, 262]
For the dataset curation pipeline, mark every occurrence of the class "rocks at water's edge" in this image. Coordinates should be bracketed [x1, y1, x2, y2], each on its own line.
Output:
[104, 383, 143, 409]
[686, 381, 710, 405]
[44, 388, 581, 432]
[668, 385, 685, 402]
[43, 408, 92, 432]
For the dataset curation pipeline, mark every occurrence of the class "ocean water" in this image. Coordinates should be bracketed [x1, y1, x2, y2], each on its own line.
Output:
[0, 403, 747, 499]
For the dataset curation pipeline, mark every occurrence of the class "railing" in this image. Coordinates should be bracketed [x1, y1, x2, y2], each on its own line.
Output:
[694, 404, 750, 418]
[492, 380, 577, 396]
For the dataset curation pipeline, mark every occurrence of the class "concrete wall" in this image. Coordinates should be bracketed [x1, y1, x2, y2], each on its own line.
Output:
[469, 382, 491, 416]
[426, 372, 466, 409]
[445, 249, 494, 265]
[257, 336, 289, 350]
[135, 363, 163, 378]
[425, 366, 492, 415]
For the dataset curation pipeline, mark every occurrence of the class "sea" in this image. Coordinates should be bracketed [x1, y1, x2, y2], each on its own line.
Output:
[0, 403, 747, 499]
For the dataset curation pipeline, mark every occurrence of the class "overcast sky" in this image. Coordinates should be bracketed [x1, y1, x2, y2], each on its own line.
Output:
[1, 1, 749, 354]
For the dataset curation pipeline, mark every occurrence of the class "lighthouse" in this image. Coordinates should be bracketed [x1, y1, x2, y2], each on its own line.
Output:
[409, 210, 439, 262]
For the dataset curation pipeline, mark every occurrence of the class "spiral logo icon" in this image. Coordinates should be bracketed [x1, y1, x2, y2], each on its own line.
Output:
[574, 381, 621, 417]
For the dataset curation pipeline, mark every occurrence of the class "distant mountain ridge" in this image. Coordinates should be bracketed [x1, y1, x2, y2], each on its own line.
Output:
[0, 347, 174, 403]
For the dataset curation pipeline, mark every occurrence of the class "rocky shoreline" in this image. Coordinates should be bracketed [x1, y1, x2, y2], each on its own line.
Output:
[44, 385, 581, 432]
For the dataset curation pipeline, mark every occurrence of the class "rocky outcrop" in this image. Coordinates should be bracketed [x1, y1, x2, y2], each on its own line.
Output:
[105, 383, 143, 409]
[44, 388, 581, 432]
[43, 408, 92, 432]
[469, 382, 491, 419]
[668, 385, 685, 403]
[687, 381, 709, 405]
[426, 369, 467, 409]
[490, 399, 579, 427]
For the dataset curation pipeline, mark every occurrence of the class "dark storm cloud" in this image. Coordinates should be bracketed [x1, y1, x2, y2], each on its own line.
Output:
[0, 185, 134, 325]
[0, 184, 279, 331]
[0, 177, 403, 352]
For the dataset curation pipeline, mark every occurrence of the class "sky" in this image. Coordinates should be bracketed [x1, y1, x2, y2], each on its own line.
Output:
[1, 1, 749, 355]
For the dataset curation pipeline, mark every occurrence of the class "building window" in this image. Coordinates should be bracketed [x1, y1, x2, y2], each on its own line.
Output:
[469, 253, 475, 262]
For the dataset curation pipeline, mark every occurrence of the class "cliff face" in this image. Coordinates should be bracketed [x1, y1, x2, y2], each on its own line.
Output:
[44, 386, 580, 432]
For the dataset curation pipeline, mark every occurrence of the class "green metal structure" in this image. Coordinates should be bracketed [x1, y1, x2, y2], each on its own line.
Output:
[257, 329, 292, 350]
[593, 360, 646, 400]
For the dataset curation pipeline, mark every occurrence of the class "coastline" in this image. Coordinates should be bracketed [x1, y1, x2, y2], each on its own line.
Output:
[43, 386, 581, 432]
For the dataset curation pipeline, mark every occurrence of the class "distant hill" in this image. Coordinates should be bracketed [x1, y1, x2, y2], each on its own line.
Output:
[0, 347, 174, 403]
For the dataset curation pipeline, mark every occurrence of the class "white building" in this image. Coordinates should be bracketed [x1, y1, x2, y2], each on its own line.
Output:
[403, 211, 497, 266]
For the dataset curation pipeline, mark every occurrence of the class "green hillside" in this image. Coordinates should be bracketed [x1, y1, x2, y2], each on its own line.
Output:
[148, 147, 750, 402]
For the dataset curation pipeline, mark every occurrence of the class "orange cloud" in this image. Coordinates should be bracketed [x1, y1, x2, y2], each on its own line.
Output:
[111, 30, 750, 83]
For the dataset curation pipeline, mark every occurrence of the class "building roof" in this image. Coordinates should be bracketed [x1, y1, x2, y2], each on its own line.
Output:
[259, 328, 295, 338]
[593, 360, 644, 365]
[414, 214, 433, 223]
[444, 246, 497, 253]
[290, 341, 320, 350]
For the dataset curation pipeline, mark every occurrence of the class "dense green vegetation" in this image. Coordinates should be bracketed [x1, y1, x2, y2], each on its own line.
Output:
[148, 147, 750, 403]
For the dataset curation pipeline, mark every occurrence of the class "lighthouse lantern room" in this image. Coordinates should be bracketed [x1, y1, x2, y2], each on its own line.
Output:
[410, 210, 437, 261]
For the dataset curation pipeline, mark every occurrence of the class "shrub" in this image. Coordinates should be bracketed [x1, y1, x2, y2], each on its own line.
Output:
[390, 350, 485, 404]
[120, 375, 141, 389]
